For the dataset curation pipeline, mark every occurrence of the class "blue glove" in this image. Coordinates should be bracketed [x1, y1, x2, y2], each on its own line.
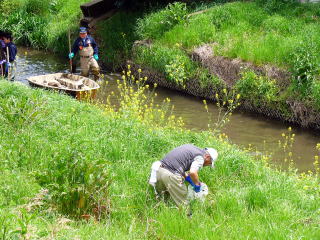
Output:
[69, 52, 74, 59]
[93, 54, 99, 61]
[7, 62, 11, 67]
[185, 175, 195, 187]
[194, 184, 201, 193]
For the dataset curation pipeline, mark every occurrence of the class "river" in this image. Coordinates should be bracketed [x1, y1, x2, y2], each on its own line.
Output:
[14, 47, 319, 172]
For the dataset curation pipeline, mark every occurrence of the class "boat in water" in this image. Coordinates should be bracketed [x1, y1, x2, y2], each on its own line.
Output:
[27, 73, 100, 100]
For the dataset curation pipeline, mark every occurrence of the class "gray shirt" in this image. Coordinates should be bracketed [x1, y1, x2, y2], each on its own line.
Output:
[160, 144, 206, 176]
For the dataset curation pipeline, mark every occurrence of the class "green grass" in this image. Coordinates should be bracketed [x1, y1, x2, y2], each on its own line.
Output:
[126, 1, 320, 116]
[0, 0, 88, 55]
[96, 11, 142, 71]
[136, 2, 320, 68]
[0, 79, 319, 239]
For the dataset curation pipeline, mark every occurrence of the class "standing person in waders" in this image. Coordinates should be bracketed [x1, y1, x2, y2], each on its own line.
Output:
[68, 27, 100, 81]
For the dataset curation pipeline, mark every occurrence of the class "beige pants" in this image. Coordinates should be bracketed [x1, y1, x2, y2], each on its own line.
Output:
[79, 46, 100, 80]
[155, 167, 188, 206]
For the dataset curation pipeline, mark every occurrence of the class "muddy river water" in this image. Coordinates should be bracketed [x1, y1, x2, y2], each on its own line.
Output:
[14, 47, 319, 172]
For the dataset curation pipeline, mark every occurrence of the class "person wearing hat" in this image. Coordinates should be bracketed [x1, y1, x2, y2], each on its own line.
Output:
[1, 32, 17, 80]
[69, 27, 100, 80]
[149, 144, 218, 206]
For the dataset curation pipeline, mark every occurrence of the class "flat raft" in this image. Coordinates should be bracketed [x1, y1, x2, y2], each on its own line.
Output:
[27, 73, 100, 100]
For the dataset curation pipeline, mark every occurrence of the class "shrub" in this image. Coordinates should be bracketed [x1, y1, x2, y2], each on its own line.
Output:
[136, 2, 188, 39]
[235, 70, 279, 106]
[165, 55, 188, 86]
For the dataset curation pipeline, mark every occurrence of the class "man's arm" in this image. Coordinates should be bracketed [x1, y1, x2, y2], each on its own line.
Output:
[188, 156, 204, 186]
[189, 171, 200, 186]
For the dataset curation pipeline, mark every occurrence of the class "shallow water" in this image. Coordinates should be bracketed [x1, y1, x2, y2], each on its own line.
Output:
[15, 47, 320, 172]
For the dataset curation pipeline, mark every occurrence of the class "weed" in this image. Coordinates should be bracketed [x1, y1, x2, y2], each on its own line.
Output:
[289, 41, 320, 97]
[165, 55, 188, 87]
[235, 70, 280, 106]
[203, 89, 240, 134]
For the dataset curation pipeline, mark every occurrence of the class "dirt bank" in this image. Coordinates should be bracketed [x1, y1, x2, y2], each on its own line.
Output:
[126, 42, 320, 130]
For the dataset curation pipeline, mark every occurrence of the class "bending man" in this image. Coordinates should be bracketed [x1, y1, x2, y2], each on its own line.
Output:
[149, 144, 218, 206]
[69, 27, 100, 80]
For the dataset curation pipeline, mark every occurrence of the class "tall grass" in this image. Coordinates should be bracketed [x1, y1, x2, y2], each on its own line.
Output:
[0, 0, 87, 54]
[96, 11, 141, 71]
[131, 1, 320, 111]
[136, 2, 320, 67]
[0, 76, 319, 238]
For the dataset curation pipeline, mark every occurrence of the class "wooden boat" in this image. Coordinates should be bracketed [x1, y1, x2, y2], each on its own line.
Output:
[27, 73, 100, 100]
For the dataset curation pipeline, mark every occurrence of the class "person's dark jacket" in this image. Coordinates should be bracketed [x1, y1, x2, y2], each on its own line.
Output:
[5, 42, 17, 62]
[71, 35, 98, 56]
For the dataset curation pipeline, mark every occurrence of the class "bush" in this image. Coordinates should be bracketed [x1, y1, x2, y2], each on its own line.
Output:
[165, 55, 188, 86]
[136, 2, 188, 39]
[235, 70, 280, 106]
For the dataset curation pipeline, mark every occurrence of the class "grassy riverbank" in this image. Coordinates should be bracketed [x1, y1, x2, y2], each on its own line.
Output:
[0, 79, 319, 239]
[0, 0, 87, 54]
[96, 1, 320, 127]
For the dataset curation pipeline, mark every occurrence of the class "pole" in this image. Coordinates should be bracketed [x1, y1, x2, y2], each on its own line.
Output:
[68, 29, 73, 73]
[6, 46, 10, 80]
[0, 63, 3, 77]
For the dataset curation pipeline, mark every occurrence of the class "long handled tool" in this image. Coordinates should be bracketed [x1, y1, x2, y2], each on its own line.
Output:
[6, 46, 10, 80]
[68, 29, 73, 73]
[1, 62, 3, 77]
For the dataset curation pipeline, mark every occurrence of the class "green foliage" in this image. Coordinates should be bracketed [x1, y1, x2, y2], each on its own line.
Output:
[35, 151, 111, 217]
[0, 81, 319, 238]
[289, 41, 320, 97]
[255, 0, 298, 13]
[311, 80, 320, 110]
[0, 82, 47, 129]
[235, 70, 280, 105]
[96, 11, 140, 71]
[24, 0, 51, 16]
[196, 67, 224, 89]
[245, 186, 268, 210]
[135, 44, 195, 79]
[0, 0, 87, 54]
[136, 2, 188, 39]
[165, 55, 188, 86]
[0, 170, 40, 207]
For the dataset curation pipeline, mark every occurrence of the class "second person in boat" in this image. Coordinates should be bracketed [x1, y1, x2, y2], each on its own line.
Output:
[69, 27, 100, 81]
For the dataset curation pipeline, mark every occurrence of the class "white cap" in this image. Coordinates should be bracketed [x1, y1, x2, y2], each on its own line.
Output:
[205, 148, 218, 168]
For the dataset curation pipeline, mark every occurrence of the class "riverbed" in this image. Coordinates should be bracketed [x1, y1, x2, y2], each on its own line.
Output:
[14, 47, 319, 172]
